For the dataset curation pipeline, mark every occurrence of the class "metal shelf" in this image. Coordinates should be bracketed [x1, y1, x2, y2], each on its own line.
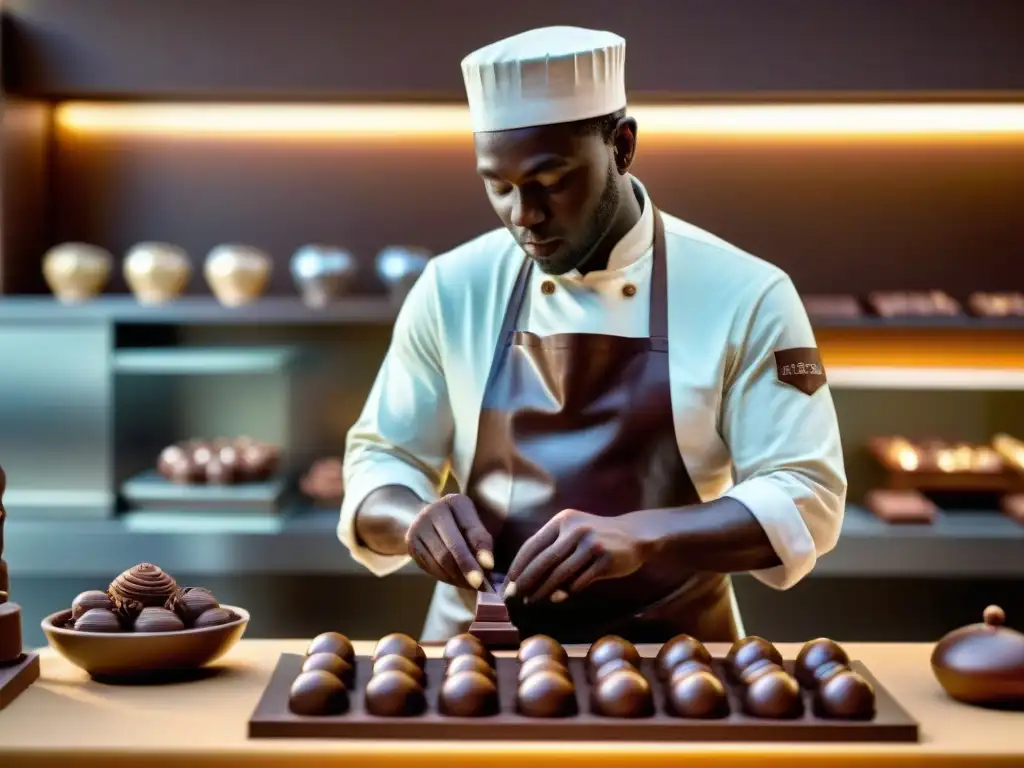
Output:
[112, 346, 305, 375]
[5, 505, 1022, 579]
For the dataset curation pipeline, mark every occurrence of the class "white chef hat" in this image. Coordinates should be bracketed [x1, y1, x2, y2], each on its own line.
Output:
[461, 26, 627, 133]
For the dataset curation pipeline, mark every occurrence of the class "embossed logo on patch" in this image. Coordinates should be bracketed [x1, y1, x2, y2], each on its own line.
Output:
[774, 348, 827, 395]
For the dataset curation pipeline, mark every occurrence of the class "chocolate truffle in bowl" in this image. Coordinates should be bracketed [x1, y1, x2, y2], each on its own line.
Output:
[135, 607, 185, 633]
[166, 586, 219, 626]
[75, 608, 121, 633]
[193, 607, 237, 628]
[109, 563, 178, 608]
[71, 590, 114, 620]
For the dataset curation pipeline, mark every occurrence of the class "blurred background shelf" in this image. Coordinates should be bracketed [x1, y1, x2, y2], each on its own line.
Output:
[6, 505, 1022, 579]
[827, 367, 1024, 391]
[112, 345, 306, 375]
[120, 470, 290, 514]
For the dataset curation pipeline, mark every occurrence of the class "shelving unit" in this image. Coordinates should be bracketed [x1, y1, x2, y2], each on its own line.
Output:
[113, 346, 306, 375]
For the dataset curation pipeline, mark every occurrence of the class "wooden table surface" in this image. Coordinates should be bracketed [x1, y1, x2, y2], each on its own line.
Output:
[0, 640, 1021, 767]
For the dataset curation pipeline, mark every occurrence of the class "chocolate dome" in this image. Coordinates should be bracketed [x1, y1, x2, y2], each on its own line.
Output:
[109, 563, 178, 607]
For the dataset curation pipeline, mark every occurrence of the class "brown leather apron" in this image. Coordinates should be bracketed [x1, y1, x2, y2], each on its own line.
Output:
[464, 208, 740, 644]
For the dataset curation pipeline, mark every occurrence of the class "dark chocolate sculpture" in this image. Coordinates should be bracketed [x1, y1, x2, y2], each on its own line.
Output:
[0, 463, 41, 710]
[931, 605, 1024, 709]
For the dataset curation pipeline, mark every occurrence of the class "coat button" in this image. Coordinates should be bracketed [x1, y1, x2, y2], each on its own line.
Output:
[540, 280, 556, 295]
[622, 283, 637, 297]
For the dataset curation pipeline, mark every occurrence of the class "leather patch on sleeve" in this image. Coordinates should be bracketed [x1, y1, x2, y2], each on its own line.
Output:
[774, 348, 827, 395]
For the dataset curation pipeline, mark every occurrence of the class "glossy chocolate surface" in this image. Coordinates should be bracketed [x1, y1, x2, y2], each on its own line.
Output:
[814, 670, 876, 719]
[306, 631, 355, 663]
[743, 669, 804, 719]
[71, 590, 114, 620]
[74, 608, 122, 633]
[518, 655, 569, 682]
[931, 605, 1024, 707]
[442, 633, 491, 664]
[586, 636, 641, 675]
[666, 670, 729, 719]
[445, 653, 496, 682]
[439, 670, 499, 717]
[726, 636, 784, 682]
[373, 633, 425, 667]
[591, 669, 654, 718]
[288, 670, 349, 716]
[372, 654, 424, 686]
[655, 634, 712, 680]
[364, 670, 426, 717]
[795, 638, 850, 688]
[518, 635, 567, 665]
[304, 652, 355, 686]
[135, 607, 185, 633]
[517, 670, 577, 718]
[740, 658, 784, 686]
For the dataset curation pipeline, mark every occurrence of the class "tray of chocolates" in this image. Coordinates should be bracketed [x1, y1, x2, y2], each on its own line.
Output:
[249, 632, 918, 743]
[968, 292, 1024, 318]
[121, 437, 286, 513]
[801, 294, 864, 320]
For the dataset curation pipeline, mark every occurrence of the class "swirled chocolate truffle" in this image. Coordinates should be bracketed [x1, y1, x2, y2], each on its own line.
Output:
[365, 670, 426, 717]
[307, 632, 355, 663]
[517, 669, 578, 718]
[725, 636, 783, 682]
[166, 587, 219, 626]
[594, 658, 636, 683]
[669, 660, 715, 685]
[135, 606, 185, 632]
[289, 670, 349, 716]
[439, 671, 499, 717]
[814, 669, 875, 719]
[72, 590, 114, 620]
[586, 636, 640, 679]
[655, 634, 712, 680]
[374, 654, 425, 686]
[519, 655, 571, 683]
[446, 653, 496, 682]
[667, 670, 729, 719]
[109, 563, 178, 607]
[443, 633, 493, 665]
[373, 633, 426, 668]
[518, 635, 568, 665]
[75, 608, 121, 633]
[795, 638, 850, 688]
[811, 660, 850, 690]
[304, 652, 355, 686]
[193, 607, 236, 628]
[590, 669, 653, 718]
[740, 658, 784, 686]
[743, 669, 804, 719]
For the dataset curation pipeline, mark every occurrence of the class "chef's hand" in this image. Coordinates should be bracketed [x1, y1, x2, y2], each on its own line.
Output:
[503, 510, 644, 603]
[405, 493, 495, 591]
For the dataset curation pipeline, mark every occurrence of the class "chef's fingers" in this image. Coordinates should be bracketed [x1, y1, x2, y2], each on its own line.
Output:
[419, 524, 470, 588]
[565, 553, 612, 594]
[445, 494, 494, 571]
[513, 528, 585, 601]
[407, 534, 451, 584]
[531, 545, 598, 602]
[503, 522, 563, 596]
[431, 503, 485, 590]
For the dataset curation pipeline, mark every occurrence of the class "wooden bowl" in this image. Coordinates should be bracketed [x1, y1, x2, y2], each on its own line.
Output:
[41, 605, 249, 678]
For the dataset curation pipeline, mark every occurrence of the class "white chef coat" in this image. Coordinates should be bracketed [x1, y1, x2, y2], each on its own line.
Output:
[338, 177, 847, 642]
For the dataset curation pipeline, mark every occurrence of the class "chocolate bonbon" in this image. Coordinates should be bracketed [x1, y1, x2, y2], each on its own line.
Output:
[726, 636, 784, 682]
[814, 669, 876, 719]
[931, 605, 1024, 706]
[517, 670, 577, 718]
[373, 633, 426, 668]
[365, 670, 426, 717]
[156, 437, 280, 485]
[193, 607, 237, 628]
[71, 590, 114, 620]
[135, 607, 186, 633]
[812, 660, 850, 690]
[655, 634, 712, 680]
[795, 638, 850, 688]
[443, 633, 491, 664]
[591, 668, 653, 718]
[518, 634, 567, 665]
[307, 631, 355, 663]
[439, 670, 499, 717]
[586, 636, 640, 677]
[289, 670, 349, 716]
[669, 660, 715, 685]
[518, 655, 570, 682]
[743, 669, 804, 719]
[109, 563, 178, 607]
[446, 653, 496, 682]
[304, 653, 355, 686]
[667, 670, 729, 719]
[165, 587, 219, 625]
[373, 654, 425, 686]
[594, 658, 636, 683]
[740, 658, 784, 686]
[74, 608, 122, 633]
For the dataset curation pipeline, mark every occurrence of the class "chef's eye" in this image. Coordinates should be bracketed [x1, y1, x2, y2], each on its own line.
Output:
[487, 180, 513, 196]
[536, 174, 567, 191]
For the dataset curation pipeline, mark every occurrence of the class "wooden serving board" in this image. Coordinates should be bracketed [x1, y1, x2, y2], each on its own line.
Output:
[249, 654, 919, 743]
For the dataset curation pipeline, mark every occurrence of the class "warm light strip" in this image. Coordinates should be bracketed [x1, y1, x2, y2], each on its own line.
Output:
[55, 102, 1024, 138]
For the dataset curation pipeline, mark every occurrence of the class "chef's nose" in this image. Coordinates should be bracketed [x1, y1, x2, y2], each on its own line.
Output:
[510, 188, 545, 229]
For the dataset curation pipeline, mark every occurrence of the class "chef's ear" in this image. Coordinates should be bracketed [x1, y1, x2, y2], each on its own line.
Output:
[612, 116, 638, 173]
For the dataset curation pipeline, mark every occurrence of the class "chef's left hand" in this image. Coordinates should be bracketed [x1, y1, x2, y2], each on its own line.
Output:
[503, 510, 644, 603]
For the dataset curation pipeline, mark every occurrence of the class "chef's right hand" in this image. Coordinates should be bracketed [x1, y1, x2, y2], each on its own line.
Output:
[405, 494, 495, 590]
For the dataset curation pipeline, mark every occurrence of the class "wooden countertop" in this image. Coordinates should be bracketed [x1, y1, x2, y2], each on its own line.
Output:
[0, 640, 1021, 767]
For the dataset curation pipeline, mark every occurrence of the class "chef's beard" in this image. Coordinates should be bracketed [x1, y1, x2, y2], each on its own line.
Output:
[532, 165, 622, 276]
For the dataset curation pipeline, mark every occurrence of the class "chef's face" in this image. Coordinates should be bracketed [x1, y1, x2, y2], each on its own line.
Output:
[474, 114, 637, 275]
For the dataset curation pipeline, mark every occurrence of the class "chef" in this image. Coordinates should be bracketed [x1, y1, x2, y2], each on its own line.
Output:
[338, 26, 846, 643]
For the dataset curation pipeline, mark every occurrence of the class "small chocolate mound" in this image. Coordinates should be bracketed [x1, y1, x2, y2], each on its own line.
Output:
[109, 563, 178, 608]
[72, 590, 114, 620]
[303, 652, 355, 686]
[364, 670, 425, 717]
[814, 669, 876, 719]
[795, 638, 850, 688]
[75, 608, 121, 633]
[306, 632, 355, 663]
[517, 670, 577, 718]
[743, 669, 804, 719]
[591, 669, 653, 718]
[446, 653, 496, 682]
[594, 658, 636, 683]
[740, 658, 785, 686]
[669, 660, 715, 685]
[166, 587, 219, 626]
[586, 636, 640, 679]
[135, 607, 185, 633]
[726, 636, 784, 682]
[193, 607, 236, 628]
[655, 634, 712, 681]
[667, 670, 729, 719]
[289, 670, 349, 716]
[518, 655, 570, 683]
[439, 671, 499, 717]
[518, 635, 568, 665]
[373, 633, 426, 667]
[811, 660, 850, 689]
[373, 654, 425, 686]
[443, 633, 492, 665]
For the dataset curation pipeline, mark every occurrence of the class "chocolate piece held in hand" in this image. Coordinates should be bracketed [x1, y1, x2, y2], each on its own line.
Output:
[109, 563, 178, 607]
[72, 590, 114, 620]
[289, 670, 349, 716]
[365, 670, 426, 717]
[304, 652, 355, 686]
[590, 668, 653, 718]
[373, 654, 425, 686]
[667, 669, 729, 719]
[439, 670, 499, 717]
[166, 586, 219, 626]
[307, 632, 355, 663]
[517, 669, 577, 718]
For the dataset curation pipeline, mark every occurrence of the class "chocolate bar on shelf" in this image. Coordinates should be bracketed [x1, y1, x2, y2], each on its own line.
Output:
[968, 292, 1024, 318]
[867, 436, 1017, 493]
[801, 294, 863, 319]
[866, 291, 962, 318]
